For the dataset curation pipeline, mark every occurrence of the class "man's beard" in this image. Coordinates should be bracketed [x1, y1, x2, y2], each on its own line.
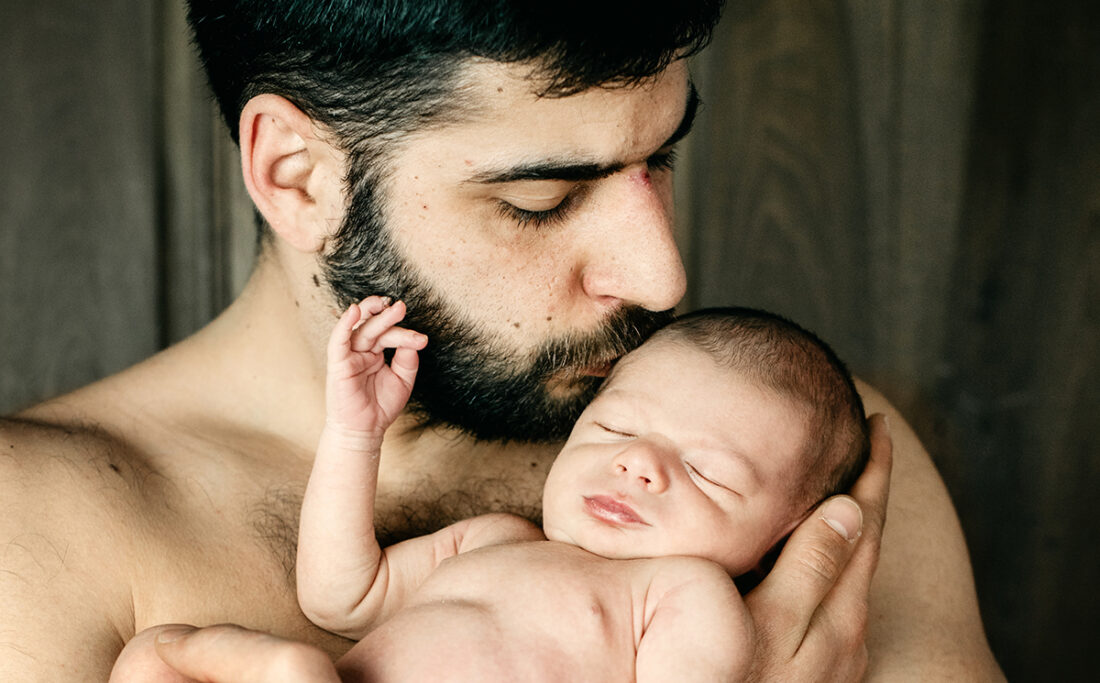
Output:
[322, 184, 673, 443]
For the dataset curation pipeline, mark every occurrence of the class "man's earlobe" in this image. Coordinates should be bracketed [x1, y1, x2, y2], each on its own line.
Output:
[239, 94, 341, 253]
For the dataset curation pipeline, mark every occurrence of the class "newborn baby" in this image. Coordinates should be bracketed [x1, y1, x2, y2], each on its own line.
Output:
[302, 300, 869, 681]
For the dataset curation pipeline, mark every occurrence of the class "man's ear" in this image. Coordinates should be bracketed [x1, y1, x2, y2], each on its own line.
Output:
[239, 94, 343, 253]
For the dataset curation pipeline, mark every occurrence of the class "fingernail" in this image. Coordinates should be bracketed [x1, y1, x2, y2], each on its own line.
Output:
[821, 496, 863, 542]
[380, 296, 393, 307]
[156, 625, 196, 644]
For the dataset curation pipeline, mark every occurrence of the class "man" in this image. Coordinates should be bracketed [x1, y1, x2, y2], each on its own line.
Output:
[2, 2, 1001, 680]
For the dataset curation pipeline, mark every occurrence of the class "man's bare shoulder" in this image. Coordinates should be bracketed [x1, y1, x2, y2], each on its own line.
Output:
[3, 411, 155, 484]
[851, 379, 1004, 679]
[0, 415, 152, 679]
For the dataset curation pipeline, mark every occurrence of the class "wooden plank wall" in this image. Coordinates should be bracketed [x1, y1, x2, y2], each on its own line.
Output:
[1, 1, 1096, 679]
[1, 0, 162, 407]
[682, 2, 1099, 679]
[0, 0, 254, 413]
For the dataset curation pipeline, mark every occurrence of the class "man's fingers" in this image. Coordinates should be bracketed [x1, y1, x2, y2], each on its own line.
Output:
[746, 415, 893, 639]
[791, 414, 894, 672]
[110, 625, 193, 683]
[813, 413, 894, 616]
[748, 494, 865, 635]
[153, 623, 340, 683]
[849, 413, 893, 544]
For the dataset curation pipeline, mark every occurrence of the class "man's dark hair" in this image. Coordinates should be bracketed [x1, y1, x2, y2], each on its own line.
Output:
[185, 0, 724, 205]
[656, 307, 870, 508]
[186, 0, 725, 319]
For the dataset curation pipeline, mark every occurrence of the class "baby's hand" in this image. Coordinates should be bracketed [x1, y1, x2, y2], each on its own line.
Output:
[325, 296, 427, 444]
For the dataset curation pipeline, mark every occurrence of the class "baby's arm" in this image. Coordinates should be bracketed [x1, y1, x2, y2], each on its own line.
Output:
[296, 296, 427, 638]
[635, 558, 753, 683]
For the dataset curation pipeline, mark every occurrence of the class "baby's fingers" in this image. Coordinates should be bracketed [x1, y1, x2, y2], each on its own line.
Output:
[327, 302, 365, 362]
[349, 300, 423, 351]
[388, 346, 421, 392]
[363, 326, 429, 354]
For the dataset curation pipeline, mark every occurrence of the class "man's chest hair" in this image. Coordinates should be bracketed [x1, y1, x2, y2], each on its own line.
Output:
[249, 474, 545, 578]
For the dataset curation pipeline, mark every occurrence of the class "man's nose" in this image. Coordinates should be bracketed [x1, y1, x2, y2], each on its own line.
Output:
[612, 440, 671, 494]
[579, 167, 687, 312]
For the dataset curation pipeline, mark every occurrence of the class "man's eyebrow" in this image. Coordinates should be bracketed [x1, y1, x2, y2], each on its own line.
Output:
[468, 159, 624, 185]
[466, 81, 701, 186]
[662, 80, 700, 151]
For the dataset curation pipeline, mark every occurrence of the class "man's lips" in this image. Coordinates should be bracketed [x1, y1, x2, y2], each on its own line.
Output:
[584, 495, 649, 526]
[580, 361, 614, 378]
[546, 359, 617, 395]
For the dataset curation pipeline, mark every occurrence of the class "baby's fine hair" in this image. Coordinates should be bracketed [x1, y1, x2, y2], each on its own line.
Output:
[655, 307, 870, 509]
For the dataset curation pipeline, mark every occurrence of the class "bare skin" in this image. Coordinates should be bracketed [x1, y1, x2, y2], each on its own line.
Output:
[1, 59, 1002, 681]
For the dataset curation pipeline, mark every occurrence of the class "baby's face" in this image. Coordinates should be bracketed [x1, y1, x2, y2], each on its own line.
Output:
[541, 339, 808, 576]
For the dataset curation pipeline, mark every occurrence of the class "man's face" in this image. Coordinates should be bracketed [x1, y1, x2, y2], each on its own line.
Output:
[541, 339, 809, 576]
[323, 60, 694, 442]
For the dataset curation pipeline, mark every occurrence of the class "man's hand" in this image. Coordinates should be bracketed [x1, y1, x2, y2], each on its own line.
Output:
[110, 624, 340, 683]
[743, 413, 893, 681]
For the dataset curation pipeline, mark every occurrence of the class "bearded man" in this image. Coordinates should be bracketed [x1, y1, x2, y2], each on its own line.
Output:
[1, 2, 1001, 680]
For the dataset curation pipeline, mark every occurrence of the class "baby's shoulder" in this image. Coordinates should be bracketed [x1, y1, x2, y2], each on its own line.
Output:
[644, 554, 735, 584]
[455, 512, 544, 551]
[638, 555, 742, 611]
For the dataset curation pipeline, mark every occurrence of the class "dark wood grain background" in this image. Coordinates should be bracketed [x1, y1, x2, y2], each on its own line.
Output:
[2, 1, 1096, 679]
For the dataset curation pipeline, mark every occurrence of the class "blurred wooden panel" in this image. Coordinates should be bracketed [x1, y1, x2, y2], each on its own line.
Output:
[0, 0, 254, 413]
[938, 1, 1100, 676]
[682, 0, 873, 371]
[160, 0, 256, 344]
[681, 0, 1097, 679]
[0, 0, 159, 411]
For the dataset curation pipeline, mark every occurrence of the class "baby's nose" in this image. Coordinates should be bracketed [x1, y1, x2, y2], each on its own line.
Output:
[612, 441, 670, 493]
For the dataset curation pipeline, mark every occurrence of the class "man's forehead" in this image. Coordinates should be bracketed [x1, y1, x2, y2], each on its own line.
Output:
[457, 57, 688, 103]
[426, 58, 694, 162]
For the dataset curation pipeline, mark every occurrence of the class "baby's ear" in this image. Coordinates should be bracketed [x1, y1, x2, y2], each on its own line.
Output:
[734, 536, 788, 593]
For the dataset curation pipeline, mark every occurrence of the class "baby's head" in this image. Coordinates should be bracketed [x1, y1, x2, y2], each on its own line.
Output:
[541, 307, 869, 577]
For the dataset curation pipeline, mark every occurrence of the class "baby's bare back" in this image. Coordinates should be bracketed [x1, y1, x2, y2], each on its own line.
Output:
[336, 541, 658, 681]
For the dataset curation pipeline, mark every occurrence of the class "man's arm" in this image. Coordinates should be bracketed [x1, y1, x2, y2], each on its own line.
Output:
[0, 420, 137, 681]
[857, 383, 1002, 679]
